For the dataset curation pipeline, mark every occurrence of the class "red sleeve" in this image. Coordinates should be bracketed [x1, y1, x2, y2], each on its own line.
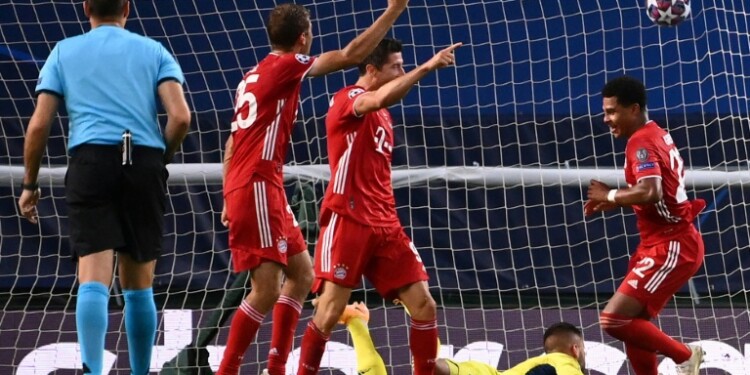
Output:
[328, 87, 367, 130]
[275, 53, 317, 86]
[339, 87, 366, 119]
[627, 136, 663, 182]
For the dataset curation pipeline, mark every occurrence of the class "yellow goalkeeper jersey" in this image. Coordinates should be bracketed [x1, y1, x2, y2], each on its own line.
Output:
[444, 352, 583, 375]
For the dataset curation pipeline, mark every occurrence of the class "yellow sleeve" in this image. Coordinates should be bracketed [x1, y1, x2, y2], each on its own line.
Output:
[502, 356, 548, 375]
[502, 353, 583, 375]
[444, 359, 502, 375]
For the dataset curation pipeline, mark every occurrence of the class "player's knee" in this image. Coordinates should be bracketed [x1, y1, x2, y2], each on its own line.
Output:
[295, 265, 315, 290]
[409, 295, 437, 320]
[599, 312, 631, 337]
[315, 298, 348, 331]
[249, 284, 282, 309]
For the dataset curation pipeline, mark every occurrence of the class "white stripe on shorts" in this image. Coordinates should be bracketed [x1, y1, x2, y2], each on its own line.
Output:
[320, 213, 339, 273]
[254, 181, 273, 248]
[645, 240, 680, 293]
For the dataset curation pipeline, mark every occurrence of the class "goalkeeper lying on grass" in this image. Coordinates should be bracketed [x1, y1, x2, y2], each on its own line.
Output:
[336, 302, 585, 375]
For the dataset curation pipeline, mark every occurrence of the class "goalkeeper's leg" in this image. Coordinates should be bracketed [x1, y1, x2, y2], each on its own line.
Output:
[339, 302, 388, 375]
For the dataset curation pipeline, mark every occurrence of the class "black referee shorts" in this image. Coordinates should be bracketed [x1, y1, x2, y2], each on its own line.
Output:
[65, 144, 168, 262]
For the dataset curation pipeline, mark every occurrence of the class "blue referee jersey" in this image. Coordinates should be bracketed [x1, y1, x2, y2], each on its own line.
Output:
[35, 25, 184, 151]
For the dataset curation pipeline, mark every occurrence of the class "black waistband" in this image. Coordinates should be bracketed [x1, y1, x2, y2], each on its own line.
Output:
[71, 144, 163, 157]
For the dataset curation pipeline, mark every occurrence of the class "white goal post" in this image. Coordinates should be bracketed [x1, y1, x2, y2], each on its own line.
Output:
[1, 164, 750, 188]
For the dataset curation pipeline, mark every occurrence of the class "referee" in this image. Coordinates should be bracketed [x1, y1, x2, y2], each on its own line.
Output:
[18, 1, 190, 374]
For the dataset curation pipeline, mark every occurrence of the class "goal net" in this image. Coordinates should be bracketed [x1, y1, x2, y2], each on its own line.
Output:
[1, 1, 749, 374]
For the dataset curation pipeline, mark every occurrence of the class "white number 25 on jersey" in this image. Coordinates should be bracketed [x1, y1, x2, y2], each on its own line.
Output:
[231, 72, 259, 131]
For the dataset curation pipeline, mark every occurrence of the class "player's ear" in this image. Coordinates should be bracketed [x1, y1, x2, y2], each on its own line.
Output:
[365, 63, 378, 77]
[297, 32, 307, 50]
[571, 342, 582, 359]
[631, 103, 641, 115]
[123, 1, 130, 20]
[83, 0, 91, 18]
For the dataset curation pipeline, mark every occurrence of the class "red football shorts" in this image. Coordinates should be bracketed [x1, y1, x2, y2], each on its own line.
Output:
[312, 212, 429, 299]
[225, 179, 306, 272]
[617, 226, 704, 317]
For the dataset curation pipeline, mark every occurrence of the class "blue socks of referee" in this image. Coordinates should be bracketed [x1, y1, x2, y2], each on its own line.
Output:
[123, 287, 157, 375]
[77, 282, 109, 375]
[76, 284, 156, 374]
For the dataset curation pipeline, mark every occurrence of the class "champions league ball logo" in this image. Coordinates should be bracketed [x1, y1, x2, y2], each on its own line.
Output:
[348, 88, 365, 99]
[295, 54, 312, 64]
[647, 0, 691, 27]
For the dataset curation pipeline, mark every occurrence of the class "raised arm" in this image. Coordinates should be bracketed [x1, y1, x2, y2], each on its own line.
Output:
[158, 80, 191, 164]
[354, 43, 461, 115]
[307, 0, 408, 77]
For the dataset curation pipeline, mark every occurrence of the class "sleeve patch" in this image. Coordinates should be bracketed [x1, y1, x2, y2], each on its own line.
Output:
[295, 54, 312, 64]
[348, 88, 365, 98]
[636, 148, 649, 162]
[636, 162, 655, 172]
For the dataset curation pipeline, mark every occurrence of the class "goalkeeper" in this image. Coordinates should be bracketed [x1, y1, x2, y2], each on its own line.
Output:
[336, 302, 585, 375]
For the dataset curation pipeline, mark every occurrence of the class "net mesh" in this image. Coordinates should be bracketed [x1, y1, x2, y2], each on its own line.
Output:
[1, 0, 749, 374]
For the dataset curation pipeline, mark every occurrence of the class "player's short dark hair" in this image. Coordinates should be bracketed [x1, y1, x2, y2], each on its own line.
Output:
[86, 0, 127, 18]
[602, 76, 647, 111]
[357, 38, 403, 75]
[267, 4, 311, 50]
[542, 322, 582, 352]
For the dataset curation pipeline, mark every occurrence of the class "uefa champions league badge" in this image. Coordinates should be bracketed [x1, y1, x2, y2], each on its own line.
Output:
[636, 148, 649, 162]
[333, 264, 349, 280]
[348, 88, 364, 98]
[277, 238, 288, 254]
[295, 54, 311, 64]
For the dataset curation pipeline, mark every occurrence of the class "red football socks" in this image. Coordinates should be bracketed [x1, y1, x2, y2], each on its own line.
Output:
[266, 295, 303, 375]
[600, 312, 691, 365]
[296, 321, 330, 375]
[625, 343, 659, 375]
[410, 318, 438, 375]
[217, 301, 265, 375]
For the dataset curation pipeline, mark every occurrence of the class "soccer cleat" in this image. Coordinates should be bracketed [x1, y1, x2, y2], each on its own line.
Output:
[339, 301, 370, 325]
[675, 344, 704, 375]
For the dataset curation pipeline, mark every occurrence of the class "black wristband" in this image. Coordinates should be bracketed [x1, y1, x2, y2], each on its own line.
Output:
[22, 182, 39, 191]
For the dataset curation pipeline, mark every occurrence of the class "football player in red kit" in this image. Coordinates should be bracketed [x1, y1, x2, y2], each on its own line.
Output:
[219, 2, 408, 374]
[586, 76, 705, 375]
[295, 38, 461, 375]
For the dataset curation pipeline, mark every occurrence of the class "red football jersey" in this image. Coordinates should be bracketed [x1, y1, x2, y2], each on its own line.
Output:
[320, 85, 400, 227]
[624, 121, 694, 244]
[224, 53, 316, 193]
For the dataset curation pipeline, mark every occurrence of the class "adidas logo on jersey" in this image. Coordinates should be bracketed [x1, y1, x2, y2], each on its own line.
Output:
[627, 279, 638, 289]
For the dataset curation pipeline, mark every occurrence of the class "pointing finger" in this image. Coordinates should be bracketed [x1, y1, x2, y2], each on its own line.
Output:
[444, 42, 463, 53]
